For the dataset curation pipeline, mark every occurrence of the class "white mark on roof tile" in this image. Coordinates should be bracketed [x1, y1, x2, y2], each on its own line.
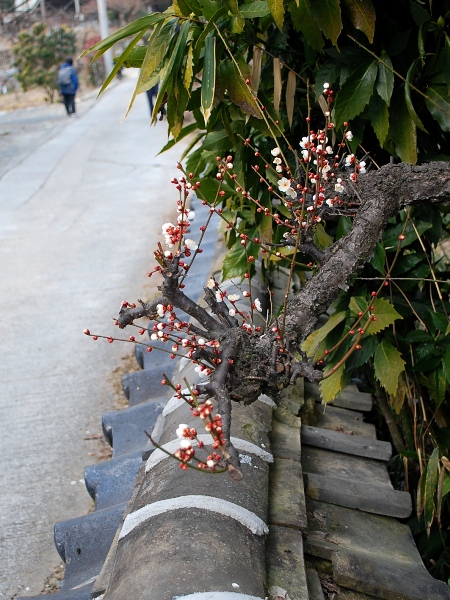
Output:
[119, 495, 269, 540]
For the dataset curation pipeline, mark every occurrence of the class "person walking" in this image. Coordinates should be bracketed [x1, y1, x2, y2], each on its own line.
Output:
[58, 58, 78, 116]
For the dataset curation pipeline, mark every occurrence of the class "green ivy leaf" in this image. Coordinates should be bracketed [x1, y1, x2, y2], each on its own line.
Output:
[426, 366, 447, 408]
[222, 244, 248, 280]
[136, 18, 177, 93]
[199, 0, 221, 19]
[240, 1, 271, 18]
[368, 92, 389, 145]
[222, 61, 262, 118]
[310, 0, 342, 46]
[374, 340, 405, 395]
[333, 60, 378, 127]
[443, 34, 450, 93]
[289, 0, 324, 50]
[121, 46, 146, 68]
[341, 0, 376, 43]
[153, 20, 191, 122]
[383, 219, 432, 249]
[349, 295, 368, 316]
[302, 311, 347, 357]
[424, 448, 439, 535]
[346, 335, 379, 371]
[201, 34, 216, 124]
[267, 0, 284, 30]
[425, 84, 450, 132]
[444, 344, 450, 383]
[84, 13, 167, 58]
[314, 222, 334, 249]
[366, 298, 403, 335]
[405, 59, 429, 133]
[376, 51, 394, 106]
[320, 364, 346, 403]
[389, 90, 417, 163]
[442, 472, 450, 499]
[370, 242, 386, 274]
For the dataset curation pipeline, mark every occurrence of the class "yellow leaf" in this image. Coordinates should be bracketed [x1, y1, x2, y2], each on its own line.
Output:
[251, 46, 263, 95]
[302, 312, 347, 357]
[273, 57, 282, 116]
[286, 70, 296, 128]
[320, 364, 345, 403]
[268, 0, 284, 31]
[183, 44, 194, 93]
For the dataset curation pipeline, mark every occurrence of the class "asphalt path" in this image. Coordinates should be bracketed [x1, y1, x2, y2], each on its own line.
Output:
[0, 73, 184, 598]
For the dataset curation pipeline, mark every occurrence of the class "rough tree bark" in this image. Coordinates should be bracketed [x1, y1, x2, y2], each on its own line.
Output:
[117, 161, 450, 474]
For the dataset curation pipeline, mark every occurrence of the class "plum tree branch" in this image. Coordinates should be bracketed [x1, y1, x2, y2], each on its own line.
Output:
[283, 162, 450, 348]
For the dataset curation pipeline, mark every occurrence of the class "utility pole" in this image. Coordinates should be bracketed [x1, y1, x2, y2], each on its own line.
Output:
[40, 0, 46, 21]
[96, 0, 113, 77]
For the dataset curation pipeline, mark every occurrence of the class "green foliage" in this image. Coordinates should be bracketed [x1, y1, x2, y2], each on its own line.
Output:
[13, 23, 76, 103]
[0, 0, 14, 10]
[85, 0, 450, 580]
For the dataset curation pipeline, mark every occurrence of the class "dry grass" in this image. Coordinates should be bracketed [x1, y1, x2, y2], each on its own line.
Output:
[40, 563, 65, 595]
[0, 87, 57, 112]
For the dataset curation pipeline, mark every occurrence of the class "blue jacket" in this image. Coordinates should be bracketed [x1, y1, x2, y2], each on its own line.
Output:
[58, 63, 78, 95]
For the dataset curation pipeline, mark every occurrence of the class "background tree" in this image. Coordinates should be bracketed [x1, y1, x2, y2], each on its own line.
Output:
[13, 22, 76, 102]
[86, 0, 450, 582]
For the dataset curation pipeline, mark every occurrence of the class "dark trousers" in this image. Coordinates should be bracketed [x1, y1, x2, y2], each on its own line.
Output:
[62, 94, 76, 115]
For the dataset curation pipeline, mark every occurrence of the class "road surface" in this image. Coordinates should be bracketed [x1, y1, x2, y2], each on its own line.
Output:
[0, 73, 184, 598]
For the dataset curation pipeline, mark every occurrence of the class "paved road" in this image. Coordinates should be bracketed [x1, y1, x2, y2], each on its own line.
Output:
[0, 73, 183, 598]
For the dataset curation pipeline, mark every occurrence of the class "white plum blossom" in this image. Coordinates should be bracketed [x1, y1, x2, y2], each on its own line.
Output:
[187, 210, 195, 220]
[326, 199, 334, 207]
[335, 178, 344, 193]
[206, 278, 216, 289]
[345, 154, 355, 167]
[176, 424, 189, 438]
[156, 304, 165, 318]
[228, 294, 240, 302]
[273, 157, 282, 165]
[301, 149, 310, 160]
[359, 160, 367, 174]
[271, 147, 281, 156]
[299, 136, 309, 149]
[275, 165, 283, 173]
[197, 338, 206, 346]
[345, 131, 353, 141]
[179, 438, 192, 450]
[226, 162, 233, 170]
[254, 298, 262, 312]
[207, 459, 215, 468]
[277, 177, 292, 193]
[326, 145, 333, 154]
[215, 290, 223, 303]
[285, 187, 297, 199]
[185, 239, 198, 251]
[229, 308, 236, 317]
[323, 82, 330, 89]
[150, 333, 158, 341]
